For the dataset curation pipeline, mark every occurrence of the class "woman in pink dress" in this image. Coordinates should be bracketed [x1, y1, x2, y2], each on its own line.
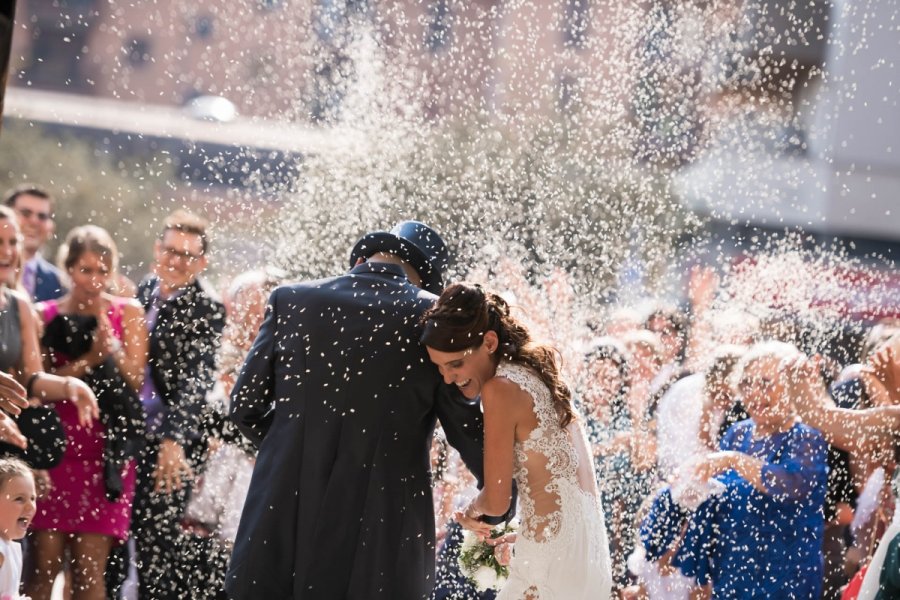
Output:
[26, 225, 147, 600]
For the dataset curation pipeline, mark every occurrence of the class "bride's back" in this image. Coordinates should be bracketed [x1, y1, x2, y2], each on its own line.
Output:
[496, 361, 600, 544]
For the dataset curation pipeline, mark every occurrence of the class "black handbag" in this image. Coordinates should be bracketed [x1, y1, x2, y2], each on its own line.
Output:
[0, 405, 66, 469]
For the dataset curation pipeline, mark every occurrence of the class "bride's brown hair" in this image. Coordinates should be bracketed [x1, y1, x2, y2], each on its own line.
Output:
[421, 282, 576, 428]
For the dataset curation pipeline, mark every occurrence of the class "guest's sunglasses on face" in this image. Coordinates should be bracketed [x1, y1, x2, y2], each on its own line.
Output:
[738, 376, 778, 394]
[17, 208, 52, 222]
[161, 246, 203, 263]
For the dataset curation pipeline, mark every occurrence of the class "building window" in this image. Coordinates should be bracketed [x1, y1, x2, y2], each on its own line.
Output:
[193, 14, 214, 39]
[558, 74, 582, 114]
[563, 0, 589, 49]
[424, 0, 451, 52]
[125, 37, 151, 67]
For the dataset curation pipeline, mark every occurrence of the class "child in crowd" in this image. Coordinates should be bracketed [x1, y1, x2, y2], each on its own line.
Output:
[0, 458, 35, 600]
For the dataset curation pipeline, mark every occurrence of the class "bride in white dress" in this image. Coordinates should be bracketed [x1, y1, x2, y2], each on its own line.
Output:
[421, 282, 612, 600]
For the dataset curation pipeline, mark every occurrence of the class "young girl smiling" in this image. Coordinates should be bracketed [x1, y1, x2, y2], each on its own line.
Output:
[0, 458, 36, 600]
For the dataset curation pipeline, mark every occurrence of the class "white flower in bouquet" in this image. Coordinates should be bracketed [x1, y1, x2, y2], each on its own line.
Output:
[457, 523, 515, 592]
[473, 565, 499, 591]
[460, 528, 480, 554]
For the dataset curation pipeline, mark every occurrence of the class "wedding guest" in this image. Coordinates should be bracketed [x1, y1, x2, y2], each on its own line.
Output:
[184, 268, 284, 546]
[644, 305, 688, 371]
[132, 210, 225, 599]
[656, 345, 745, 481]
[627, 347, 743, 600]
[0, 206, 96, 444]
[673, 341, 829, 598]
[0, 458, 36, 600]
[579, 337, 633, 592]
[26, 225, 147, 600]
[3, 185, 65, 302]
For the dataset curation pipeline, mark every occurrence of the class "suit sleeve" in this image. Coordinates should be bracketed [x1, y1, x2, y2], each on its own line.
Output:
[435, 385, 517, 524]
[229, 288, 279, 447]
[157, 296, 225, 444]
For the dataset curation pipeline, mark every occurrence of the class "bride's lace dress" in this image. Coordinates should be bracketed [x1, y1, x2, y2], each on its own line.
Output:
[496, 362, 612, 600]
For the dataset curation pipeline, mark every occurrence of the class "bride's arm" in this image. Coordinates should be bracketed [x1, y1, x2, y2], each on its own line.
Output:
[466, 377, 519, 519]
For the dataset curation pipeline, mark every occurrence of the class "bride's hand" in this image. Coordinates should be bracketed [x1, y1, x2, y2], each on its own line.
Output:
[486, 532, 516, 566]
[492, 541, 513, 566]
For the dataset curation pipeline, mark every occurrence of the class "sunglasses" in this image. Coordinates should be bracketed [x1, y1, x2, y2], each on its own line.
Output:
[17, 208, 52, 222]
[161, 246, 204, 262]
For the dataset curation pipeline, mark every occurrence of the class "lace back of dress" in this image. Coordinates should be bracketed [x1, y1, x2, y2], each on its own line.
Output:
[497, 362, 599, 544]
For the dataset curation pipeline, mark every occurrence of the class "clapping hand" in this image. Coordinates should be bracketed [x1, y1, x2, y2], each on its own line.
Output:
[862, 339, 900, 406]
[67, 378, 100, 428]
[785, 355, 833, 417]
[0, 411, 26, 449]
[88, 311, 117, 366]
[693, 451, 738, 482]
[0, 371, 28, 416]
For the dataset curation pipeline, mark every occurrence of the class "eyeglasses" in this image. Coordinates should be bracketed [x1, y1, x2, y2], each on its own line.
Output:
[16, 208, 52, 222]
[738, 376, 778, 393]
[161, 246, 204, 262]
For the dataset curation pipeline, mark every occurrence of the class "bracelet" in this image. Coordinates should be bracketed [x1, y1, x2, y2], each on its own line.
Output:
[64, 377, 76, 399]
[25, 372, 42, 398]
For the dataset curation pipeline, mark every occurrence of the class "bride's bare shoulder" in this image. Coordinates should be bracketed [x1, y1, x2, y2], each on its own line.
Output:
[482, 375, 532, 411]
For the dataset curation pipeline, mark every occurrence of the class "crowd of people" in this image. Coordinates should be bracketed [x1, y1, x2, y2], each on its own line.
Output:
[429, 272, 900, 599]
[0, 183, 896, 599]
[0, 184, 280, 599]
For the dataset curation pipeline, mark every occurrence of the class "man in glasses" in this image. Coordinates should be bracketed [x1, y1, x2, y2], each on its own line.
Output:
[130, 209, 226, 598]
[3, 184, 66, 301]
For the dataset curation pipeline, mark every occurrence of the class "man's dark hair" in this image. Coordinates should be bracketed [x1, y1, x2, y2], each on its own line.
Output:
[162, 209, 209, 254]
[3, 184, 53, 210]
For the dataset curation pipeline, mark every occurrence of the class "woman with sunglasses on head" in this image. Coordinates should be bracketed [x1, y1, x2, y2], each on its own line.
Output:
[669, 341, 828, 599]
[421, 282, 612, 599]
[25, 225, 147, 600]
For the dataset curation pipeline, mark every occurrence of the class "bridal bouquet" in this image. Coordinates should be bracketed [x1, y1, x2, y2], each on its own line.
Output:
[457, 523, 516, 592]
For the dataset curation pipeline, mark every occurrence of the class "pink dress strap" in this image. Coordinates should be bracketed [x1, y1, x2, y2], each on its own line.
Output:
[37, 299, 60, 325]
[107, 298, 127, 340]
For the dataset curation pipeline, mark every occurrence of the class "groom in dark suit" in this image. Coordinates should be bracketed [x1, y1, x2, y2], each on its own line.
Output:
[227, 221, 510, 600]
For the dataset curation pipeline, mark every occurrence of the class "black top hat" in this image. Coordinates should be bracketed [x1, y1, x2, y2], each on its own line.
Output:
[348, 221, 450, 294]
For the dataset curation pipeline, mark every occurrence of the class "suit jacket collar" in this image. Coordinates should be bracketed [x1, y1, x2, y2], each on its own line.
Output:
[349, 261, 411, 283]
[138, 276, 206, 311]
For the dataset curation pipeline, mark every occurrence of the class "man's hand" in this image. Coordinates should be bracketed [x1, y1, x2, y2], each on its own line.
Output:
[454, 503, 493, 539]
[153, 438, 194, 495]
[0, 372, 28, 416]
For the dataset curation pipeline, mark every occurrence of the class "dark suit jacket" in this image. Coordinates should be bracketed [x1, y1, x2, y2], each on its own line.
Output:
[137, 276, 225, 443]
[226, 262, 505, 600]
[31, 254, 66, 302]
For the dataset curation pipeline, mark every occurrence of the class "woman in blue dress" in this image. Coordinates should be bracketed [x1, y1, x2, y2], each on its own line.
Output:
[672, 341, 829, 599]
